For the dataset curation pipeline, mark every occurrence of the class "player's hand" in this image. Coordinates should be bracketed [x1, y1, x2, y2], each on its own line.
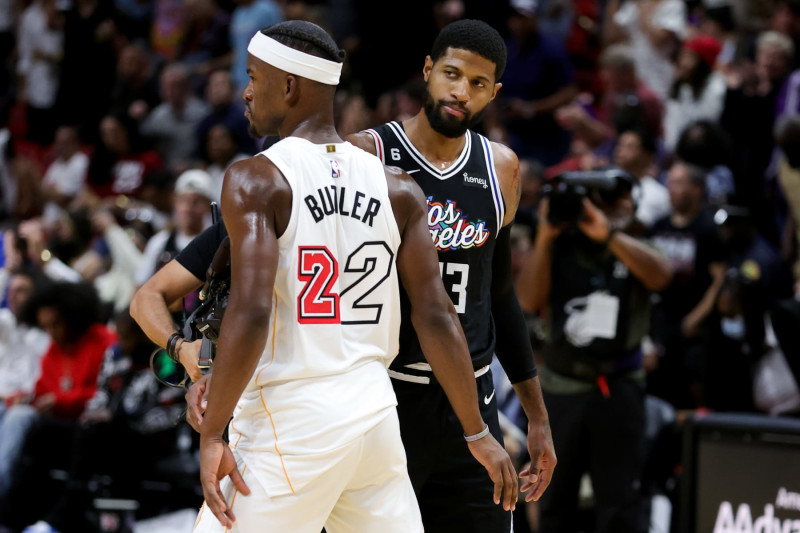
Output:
[199, 435, 250, 528]
[520, 419, 556, 502]
[467, 433, 519, 511]
[186, 374, 210, 432]
[177, 338, 204, 382]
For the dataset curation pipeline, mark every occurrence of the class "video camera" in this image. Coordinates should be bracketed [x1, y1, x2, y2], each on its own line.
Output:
[542, 168, 636, 226]
[150, 203, 230, 388]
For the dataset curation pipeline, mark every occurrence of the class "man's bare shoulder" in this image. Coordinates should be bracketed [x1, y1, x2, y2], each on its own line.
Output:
[222, 154, 290, 208]
[486, 140, 521, 223]
[488, 140, 520, 179]
[345, 131, 378, 156]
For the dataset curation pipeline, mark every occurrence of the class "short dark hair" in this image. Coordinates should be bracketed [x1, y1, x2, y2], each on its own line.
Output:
[431, 19, 507, 82]
[261, 20, 345, 64]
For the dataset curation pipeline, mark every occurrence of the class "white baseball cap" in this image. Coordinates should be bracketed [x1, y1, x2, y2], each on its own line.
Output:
[174, 169, 214, 200]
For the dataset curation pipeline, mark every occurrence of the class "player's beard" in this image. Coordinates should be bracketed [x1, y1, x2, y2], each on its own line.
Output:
[423, 87, 484, 138]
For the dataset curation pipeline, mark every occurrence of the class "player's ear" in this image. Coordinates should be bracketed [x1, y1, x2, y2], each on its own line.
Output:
[490, 82, 502, 102]
[423, 56, 434, 82]
[284, 74, 299, 104]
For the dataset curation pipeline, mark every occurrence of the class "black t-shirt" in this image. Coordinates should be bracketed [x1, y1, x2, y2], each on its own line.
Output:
[648, 208, 726, 324]
[175, 221, 228, 281]
[543, 231, 653, 379]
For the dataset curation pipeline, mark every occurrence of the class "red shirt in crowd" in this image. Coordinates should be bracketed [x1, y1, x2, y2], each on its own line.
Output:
[33, 323, 118, 419]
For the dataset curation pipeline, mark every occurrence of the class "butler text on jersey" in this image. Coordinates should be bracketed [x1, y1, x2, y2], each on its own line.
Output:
[305, 184, 382, 226]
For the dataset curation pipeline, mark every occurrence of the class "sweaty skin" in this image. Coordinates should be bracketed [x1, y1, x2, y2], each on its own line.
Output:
[195, 46, 518, 528]
[346, 45, 556, 502]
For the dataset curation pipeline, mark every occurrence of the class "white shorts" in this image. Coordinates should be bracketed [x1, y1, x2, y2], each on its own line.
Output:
[193, 409, 423, 533]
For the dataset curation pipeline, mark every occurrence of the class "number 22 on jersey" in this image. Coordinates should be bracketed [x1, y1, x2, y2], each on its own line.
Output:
[297, 242, 394, 325]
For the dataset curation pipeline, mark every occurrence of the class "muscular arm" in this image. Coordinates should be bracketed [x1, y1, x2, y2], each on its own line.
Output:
[130, 260, 205, 379]
[201, 159, 283, 440]
[391, 169, 484, 436]
[390, 167, 518, 509]
[491, 144, 556, 500]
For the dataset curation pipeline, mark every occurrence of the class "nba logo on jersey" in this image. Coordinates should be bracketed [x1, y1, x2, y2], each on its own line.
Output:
[330, 160, 342, 178]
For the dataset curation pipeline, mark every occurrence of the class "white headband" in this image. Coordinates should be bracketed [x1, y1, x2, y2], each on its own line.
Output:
[247, 32, 342, 86]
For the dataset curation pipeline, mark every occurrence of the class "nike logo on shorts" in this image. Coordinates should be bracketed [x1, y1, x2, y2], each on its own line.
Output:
[484, 390, 495, 405]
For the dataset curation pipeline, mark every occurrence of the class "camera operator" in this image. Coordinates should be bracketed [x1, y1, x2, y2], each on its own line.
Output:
[515, 170, 672, 533]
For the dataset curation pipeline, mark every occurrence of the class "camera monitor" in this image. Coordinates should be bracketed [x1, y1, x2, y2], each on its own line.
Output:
[679, 412, 800, 533]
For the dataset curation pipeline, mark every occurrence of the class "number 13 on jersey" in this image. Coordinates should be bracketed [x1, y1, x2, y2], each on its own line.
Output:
[440, 262, 469, 314]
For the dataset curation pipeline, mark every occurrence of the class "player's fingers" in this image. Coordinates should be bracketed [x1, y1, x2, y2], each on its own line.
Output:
[492, 469, 503, 506]
[202, 480, 232, 529]
[228, 467, 251, 496]
[528, 467, 553, 502]
[504, 462, 518, 511]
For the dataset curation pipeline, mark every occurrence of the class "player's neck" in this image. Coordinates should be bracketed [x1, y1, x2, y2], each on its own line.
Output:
[402, 112, 467, 168]
[280, 111, 342, 145]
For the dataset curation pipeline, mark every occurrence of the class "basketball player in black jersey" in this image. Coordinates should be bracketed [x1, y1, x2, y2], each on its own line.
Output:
[346, 19, 556, 532]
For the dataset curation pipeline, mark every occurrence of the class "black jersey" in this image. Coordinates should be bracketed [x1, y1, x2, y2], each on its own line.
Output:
[366, 121, 505, 372]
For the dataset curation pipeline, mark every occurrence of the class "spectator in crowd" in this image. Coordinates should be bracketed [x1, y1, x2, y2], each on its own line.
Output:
[613, 126, 671, 232]
[486, 0, 579, 166]
[775, 113, 800, 294]
[54, 0, 119, 144]
[194, 68, 256, 168]
[16, 0, 64, 146]
[696, 0, 741, 69]
[40, 125, 89, 225]
[0, 281, 115, 527]
[87, 112, 165, 200]
[721, 30, 794, 247]
[201, 124, 250, 203]
[516, 167, 672, 533]
[229, 0, 285, 95]
[20, 310, 189, 532]
[647, 160, 728, 409]
[150, 0, 186, 61]
[674, 118, 737, 206]
[664, 34, 726, 153]
[108, 42, 162, 124]
[716, 203, 794, 302]
[177, 0, 232, 84]
[603, 0, 688, 102]
[0, 265, 49, 424]
[140, 62, 211, 174]
[554, 43, 664, 156]
[135, 168, 213, 301]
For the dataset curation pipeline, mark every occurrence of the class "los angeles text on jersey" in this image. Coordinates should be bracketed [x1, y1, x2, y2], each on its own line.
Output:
[305, 184, 381, 226]
[427, 196, 490, 251]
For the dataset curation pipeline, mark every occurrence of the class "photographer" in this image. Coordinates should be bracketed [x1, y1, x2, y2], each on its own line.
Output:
[516, 170, 672, 533]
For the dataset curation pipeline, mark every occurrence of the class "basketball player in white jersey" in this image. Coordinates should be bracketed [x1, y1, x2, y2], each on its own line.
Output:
[192, 20, 517, 532]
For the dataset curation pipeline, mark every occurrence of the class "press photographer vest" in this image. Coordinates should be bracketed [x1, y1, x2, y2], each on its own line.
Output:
[543, 231, 652, 380]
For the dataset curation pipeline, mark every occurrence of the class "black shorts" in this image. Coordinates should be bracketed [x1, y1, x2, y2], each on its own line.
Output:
[392, 369, 512, 533]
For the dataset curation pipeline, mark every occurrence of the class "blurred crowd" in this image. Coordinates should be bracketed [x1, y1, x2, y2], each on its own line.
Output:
[1, 0, 800, 531]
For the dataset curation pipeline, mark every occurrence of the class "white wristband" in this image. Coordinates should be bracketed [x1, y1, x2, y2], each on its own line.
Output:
[464, 424, 490, 442]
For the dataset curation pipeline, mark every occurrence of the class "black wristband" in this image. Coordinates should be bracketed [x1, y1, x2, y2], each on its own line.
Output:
[166, 332, 182, 363]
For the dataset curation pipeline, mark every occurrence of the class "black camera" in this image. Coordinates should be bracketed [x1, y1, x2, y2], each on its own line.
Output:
[542, 168, 636, 225]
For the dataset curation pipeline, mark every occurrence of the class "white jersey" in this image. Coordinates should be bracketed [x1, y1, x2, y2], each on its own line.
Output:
[229, 137, 403, 497]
